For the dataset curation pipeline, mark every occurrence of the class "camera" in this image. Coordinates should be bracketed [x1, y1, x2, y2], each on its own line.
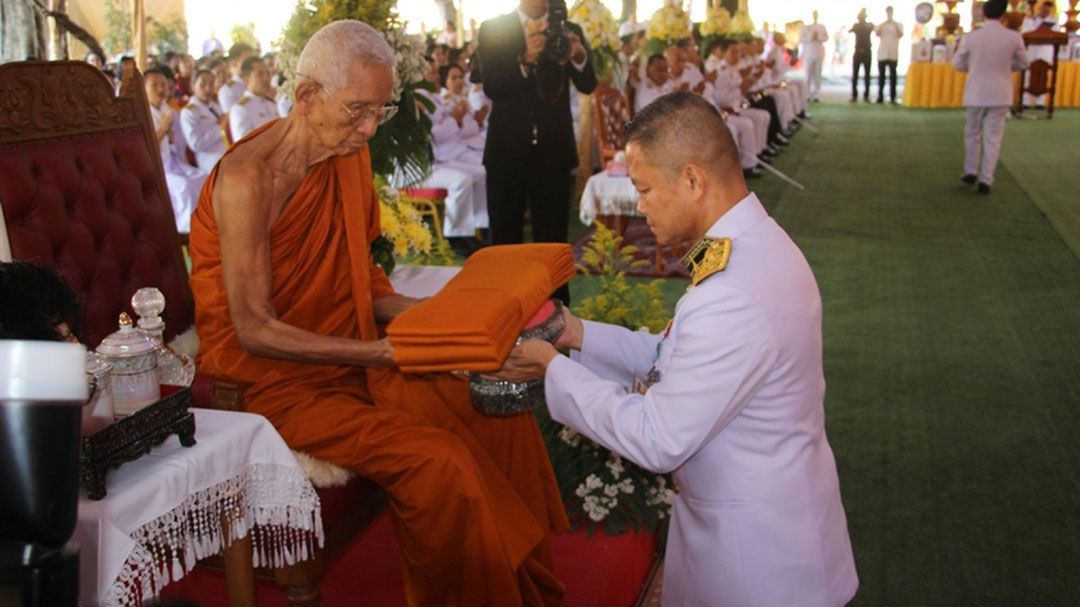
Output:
[543, 0, 573, 64]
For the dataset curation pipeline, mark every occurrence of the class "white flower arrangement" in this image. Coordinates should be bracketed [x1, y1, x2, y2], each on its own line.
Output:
[382, 21, 427, 103]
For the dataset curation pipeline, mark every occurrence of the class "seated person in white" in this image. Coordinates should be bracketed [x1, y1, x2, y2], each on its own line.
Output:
[634, 53, 675, 114]
[144, 67, 207, 233]
[766, 33, 808, 117]
[217, 42, 255, 113]
[229, 56, 280, 142]
[713, 41, 775, 163]
[439, 64, 488, 158]
[180, 68, 227, 172]
[743, 39, 796, 133]
[403, 61, 487, 253]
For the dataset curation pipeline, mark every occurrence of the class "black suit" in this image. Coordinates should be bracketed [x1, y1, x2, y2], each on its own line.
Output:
[477, 11, 597, 302]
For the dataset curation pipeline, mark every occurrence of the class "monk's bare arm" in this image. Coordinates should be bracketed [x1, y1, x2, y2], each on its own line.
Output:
[372, 294, 418, 323]
[214, 162, 395, 367]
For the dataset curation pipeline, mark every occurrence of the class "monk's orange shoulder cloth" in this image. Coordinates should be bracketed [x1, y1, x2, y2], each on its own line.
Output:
[188, 124, 393, 388]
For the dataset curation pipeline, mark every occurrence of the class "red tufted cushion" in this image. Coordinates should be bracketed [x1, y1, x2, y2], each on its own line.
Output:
[0, 128, 193, 347]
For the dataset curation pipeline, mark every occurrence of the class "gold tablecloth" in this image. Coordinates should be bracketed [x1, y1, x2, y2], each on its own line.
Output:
[903, 61, 1080, 108]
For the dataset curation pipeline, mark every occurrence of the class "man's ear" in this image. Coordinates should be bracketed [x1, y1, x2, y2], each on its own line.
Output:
[683, 163, 707, 198]
[294, 80, 320, 109]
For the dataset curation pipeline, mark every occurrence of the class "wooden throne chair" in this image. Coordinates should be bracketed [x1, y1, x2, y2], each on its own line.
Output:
[0, 59, 382, 607]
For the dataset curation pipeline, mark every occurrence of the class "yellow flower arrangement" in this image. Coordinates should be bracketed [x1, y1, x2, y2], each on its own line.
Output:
[569, 0, 622, 82]
[730, 9, 756, 35]
[699, 6, 732, 38]
[645, 0, 692, 54]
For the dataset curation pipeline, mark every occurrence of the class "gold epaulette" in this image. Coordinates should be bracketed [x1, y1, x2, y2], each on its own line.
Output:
[681, 237, 732, 286]
[236, 96, 250, 106]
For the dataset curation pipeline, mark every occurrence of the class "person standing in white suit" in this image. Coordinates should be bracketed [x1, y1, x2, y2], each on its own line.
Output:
[952, 0, 1029, 194]
[497, 92, 859, 607]
[144, 67, 207, 234]
[180, 69, 227, 172]
[801, 10, 829, 102]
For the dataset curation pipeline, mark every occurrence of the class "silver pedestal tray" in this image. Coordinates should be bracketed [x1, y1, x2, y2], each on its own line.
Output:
[470, 300, 565, 416]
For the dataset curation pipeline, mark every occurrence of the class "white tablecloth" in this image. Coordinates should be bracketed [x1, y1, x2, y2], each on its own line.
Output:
[75, 408, 323, 607]
[578, 172, 640, 225]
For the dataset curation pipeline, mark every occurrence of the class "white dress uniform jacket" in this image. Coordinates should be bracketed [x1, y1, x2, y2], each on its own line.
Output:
[180, 97, 226, 172]
[229, 92, 280, 142]
[953, 20, 1029, 107]
[217, 78, 246, 113]
[149, 102, 207, 233]
[546, 193, 859, 607]
[634, 78, 674, 114]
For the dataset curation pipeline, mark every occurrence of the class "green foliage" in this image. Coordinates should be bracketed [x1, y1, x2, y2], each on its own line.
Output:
[537, 222, 675, 535]
[102, 0, 131, 57]
[230, 22, 259, 50]
[147, 14, 189, 56]
[574, 223, 670, 333]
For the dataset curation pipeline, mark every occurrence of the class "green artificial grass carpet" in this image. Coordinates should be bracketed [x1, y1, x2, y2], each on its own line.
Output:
[568, 103, 1080, 605]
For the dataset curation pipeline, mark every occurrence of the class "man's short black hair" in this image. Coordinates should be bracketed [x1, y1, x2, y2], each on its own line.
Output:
[144, 64, 174, 80]
[0, 262, 83, 342]
[240, 55, 264, 77]
[228, 43, 254, 61]
[983, 0, 1008, 19]
[625, 91, 740, 181]
[646, 53, 666, 69]
[438, 63, 464, 87]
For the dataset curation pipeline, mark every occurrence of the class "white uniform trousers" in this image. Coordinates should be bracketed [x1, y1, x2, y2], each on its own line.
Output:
[421, 160, 488, 238]
[768, 90, 796, 130]
[742, 107, 772, 154]
[964, 106, 1009, 186]
[724, 114, 759, 169]
[806, 56, 824, 101]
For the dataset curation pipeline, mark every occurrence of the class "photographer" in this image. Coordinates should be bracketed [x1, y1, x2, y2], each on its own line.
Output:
[477, 0, 597, 304]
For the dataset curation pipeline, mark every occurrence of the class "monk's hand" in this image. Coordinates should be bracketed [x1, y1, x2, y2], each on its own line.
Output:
[552, 306, 584, 351]
[494, 340, 559, 383]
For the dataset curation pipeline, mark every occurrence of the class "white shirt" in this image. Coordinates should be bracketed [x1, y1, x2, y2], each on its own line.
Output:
[802, 23, 829, 59]
[422, 89, 484, 163]
[228, 91, 279, 142]
[217, 78, 246, 113]
[712, 62, 746, 110]
[633, 78, 674, 113]
[180, 97, 226, 172]
[545, 192, 859, 607]
[876, 20, 904, 61]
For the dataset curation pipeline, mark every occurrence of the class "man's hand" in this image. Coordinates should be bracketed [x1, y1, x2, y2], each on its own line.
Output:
[494, 339, 559, 383]
[474, 104, 491, 125]
[522, 21, 547, 65]
[704, 70, 718, 83]
[693, 80, 707, 95]
[569, 31, 587, 65]
[552, 305, 584, 351]
[451, 100, 469, 125]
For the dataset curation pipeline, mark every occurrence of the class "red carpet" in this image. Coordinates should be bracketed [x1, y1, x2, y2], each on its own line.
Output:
[161, 511, 658, 607]
[572, 218, 690, 279]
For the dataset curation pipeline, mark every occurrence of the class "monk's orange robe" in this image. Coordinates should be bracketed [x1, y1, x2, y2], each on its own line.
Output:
[189, 130, 568, 606]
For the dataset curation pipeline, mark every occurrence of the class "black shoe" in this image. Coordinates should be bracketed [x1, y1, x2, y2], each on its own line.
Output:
[758, 153, 774, 164]
[890, 99, 898, 105]
[961, 174, 977, 185]
[876, 98, 884, 104]
[744, 167, 763, 179]
[850, 97, 857, 103]
[977, 183, 991, 195]
[863, 95, 870, 102]
[767, 145, 783, 156]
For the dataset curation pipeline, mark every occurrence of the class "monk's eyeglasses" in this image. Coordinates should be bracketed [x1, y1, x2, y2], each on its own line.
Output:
[297, 72, 398, 126]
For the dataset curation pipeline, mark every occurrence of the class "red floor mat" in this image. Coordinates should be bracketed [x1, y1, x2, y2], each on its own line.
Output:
[161, 511, 658, 607]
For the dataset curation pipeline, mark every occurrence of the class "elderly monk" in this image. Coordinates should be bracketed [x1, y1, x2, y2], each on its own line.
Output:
[189, 20, 567, 607]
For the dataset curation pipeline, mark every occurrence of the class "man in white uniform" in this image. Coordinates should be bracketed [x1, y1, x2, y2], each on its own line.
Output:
[499, 92, 859, 606]
[953, 0, 1029, 194]
[229, 56, 280, 142]
[633, 53, 674, 113]
[801, 11, 829, 103]
[217, 43, 255, 113]
[875, 6, 903, 104]
[180, 68, 227, 171]
[144, 67, 207, 233]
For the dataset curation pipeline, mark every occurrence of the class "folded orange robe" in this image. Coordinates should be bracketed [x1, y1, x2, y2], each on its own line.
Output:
[189, 126, 568, 607]
[387, 244, 575, 373]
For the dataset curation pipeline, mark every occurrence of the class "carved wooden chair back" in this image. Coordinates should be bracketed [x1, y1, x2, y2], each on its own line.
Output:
[592, 82, 633, 164]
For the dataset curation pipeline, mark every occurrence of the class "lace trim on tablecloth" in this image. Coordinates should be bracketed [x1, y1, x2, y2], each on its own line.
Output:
[102, 462, 324, 607]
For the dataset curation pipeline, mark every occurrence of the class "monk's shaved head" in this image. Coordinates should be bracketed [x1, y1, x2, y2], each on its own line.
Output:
[297, 20, 394, 94]
[624, 92, 742, 183]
